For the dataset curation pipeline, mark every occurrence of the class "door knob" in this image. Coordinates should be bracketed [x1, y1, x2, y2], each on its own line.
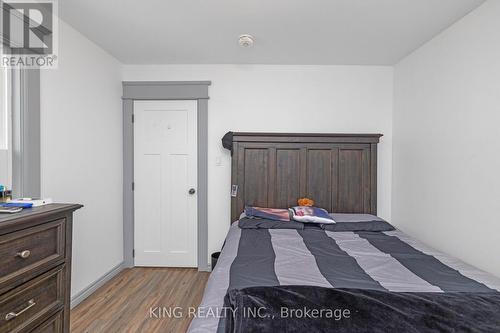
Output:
[189, 188, 196, 195]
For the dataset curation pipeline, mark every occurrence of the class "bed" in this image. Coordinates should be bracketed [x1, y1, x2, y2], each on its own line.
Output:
[188, 133, 500, 333]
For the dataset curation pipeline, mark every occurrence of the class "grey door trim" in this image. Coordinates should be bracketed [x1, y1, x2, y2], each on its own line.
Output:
[11, 68, 41, 198]
[122, 81, 211, 271]
[123, 81, 210, 100]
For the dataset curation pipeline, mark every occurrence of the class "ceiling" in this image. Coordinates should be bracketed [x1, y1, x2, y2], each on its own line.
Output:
[59, 0, 485, 65]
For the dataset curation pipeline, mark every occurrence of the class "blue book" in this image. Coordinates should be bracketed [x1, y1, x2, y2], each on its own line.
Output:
[0, 202, 33, 208]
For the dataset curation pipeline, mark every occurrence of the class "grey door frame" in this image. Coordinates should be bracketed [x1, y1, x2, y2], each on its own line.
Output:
[11, 68, 41, 198]
[122, 81, 211, 271]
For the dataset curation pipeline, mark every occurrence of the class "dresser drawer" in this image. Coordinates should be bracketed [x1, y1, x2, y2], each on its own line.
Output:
[32, 310, 63, 333]
[0, 266, 64, 333]
[0, 219, 65, 293]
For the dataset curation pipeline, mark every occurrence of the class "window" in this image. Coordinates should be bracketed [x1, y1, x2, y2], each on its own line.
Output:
[0, 67, 35, 197]
[0, 29, 41, 198]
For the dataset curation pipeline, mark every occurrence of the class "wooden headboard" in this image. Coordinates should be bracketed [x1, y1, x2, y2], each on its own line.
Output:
[229, 132, 383, 222]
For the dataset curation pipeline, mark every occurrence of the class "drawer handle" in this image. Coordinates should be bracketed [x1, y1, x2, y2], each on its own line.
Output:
[5, 299, 36, 321]
[16, 250, 31, 259]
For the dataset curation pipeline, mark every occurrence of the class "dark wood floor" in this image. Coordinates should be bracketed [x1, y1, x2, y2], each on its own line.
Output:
[70, 267, 210, 333]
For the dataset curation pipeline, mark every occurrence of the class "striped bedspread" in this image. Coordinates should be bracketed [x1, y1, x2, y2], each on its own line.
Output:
[188, 222, 500, 332]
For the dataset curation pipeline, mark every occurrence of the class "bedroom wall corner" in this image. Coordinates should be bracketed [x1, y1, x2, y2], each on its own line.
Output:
[40, 19, 124, 297]
[393, 0, 500, 278]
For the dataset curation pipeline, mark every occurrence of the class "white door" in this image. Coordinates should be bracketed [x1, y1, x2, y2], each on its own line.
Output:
[134, 100, 197, 267]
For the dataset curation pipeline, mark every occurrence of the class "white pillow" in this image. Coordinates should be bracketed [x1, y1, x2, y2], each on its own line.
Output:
[289, 206, 336, 224]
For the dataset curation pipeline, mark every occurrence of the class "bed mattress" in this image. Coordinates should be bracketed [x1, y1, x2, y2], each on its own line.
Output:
[188, 222, 500, 332]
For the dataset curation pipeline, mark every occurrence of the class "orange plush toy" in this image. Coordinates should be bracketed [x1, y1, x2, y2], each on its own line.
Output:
[298, 198, 314, 207]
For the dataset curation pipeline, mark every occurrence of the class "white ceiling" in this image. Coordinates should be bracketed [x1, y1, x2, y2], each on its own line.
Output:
[59, 0, 485, 65]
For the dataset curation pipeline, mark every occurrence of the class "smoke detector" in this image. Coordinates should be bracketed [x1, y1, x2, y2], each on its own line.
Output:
[238, 34, 254, 47]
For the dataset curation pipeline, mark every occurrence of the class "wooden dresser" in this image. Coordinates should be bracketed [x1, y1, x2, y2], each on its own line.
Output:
[0, 204, 82, 333]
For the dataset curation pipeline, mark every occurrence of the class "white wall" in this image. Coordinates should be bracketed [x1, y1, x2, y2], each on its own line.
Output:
[40, 20, 123, 296]
[123, 65, 393, 265]
[394, 0, 500, 278]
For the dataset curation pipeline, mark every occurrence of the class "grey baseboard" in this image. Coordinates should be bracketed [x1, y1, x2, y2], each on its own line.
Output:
[70, 261, 125, 309]
[199, 263, 211, 272]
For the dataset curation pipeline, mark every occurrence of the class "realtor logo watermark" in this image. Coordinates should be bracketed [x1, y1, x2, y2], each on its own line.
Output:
[1, 0, 58, 68]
